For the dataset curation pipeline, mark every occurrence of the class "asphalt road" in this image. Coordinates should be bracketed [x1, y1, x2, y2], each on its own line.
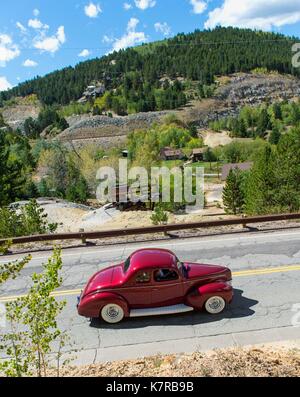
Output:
[1, 228, 300, 364]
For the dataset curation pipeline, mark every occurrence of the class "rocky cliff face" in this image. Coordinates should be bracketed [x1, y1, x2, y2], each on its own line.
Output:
[217, 73, 300, 106]
[178, 73, 300, 128]
[2, 103, 41, 131]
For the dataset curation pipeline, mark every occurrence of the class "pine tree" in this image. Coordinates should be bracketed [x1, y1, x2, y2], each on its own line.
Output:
[269, 126, 281, 145]
[222, 168, 245, 215]
[274, 128, 300, 212]
[65, 159, 88, 203]
[244, 146, 276, 215]
[0, 112, 6, 127]
[290, 102, 300, 125]
[273, 103, 282, 120]
[239, 118, 248, 138]
[256, 108, 271, 138]
[0, 130, 29, 205]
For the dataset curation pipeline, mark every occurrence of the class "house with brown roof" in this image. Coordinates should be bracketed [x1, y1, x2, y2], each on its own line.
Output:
[221, 162, 253, 181]
[189, 148, 206, 162]
[160, 147, 185, 161]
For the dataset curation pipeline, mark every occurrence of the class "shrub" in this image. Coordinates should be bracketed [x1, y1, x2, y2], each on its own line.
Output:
[0, 199, 58, 239]
[150, 204, 169, 225]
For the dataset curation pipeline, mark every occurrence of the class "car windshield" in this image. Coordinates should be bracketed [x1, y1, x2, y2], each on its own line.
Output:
[124, 257, 131, 273]
[176, 257, 188, 278]
[176, 257, 183, 271]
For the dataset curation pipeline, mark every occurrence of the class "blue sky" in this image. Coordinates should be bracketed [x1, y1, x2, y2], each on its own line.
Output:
[1, 0, 300, 91]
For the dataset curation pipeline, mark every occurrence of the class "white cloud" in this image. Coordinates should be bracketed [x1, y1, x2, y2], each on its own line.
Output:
[34, 26, 66, 53]
[154, 22, 171, 36]
[103, 35, 114, 43]
[190, 0, 207, 14]
[112, 18, 147, 52]
[127, 17, 139, 31]
[16, 22, 27, 33]
[33, 9, 40, 17]
[78, 49, 91, 57]
[28, 18, 49, 30]
[23, 59, 38, 67]
[84, 2, 102, 18]
[57, 26, 66, 43]
[0, 76, 12, 91]
[124, 2, 132, 10]
[205, 0, 300, 30]
[134, 0, 156, 10]
[0, 34, 20, 66]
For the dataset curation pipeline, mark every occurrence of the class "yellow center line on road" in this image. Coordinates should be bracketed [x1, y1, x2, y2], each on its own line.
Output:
[233, 264, 300, 276]
[1, 264, 300, 303]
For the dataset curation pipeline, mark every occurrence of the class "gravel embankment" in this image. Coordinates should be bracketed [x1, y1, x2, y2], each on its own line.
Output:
[49, 345, 300, 377]
[60, 112, 168, 142]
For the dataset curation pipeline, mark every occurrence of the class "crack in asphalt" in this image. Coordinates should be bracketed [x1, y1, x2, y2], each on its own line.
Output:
[69, 324, 300, 352]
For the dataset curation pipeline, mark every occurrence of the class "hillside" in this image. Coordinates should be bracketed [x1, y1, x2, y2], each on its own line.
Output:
[0, 27, 299, 112]
[58, 72, 300, 149]
[1, 26, 300, 215]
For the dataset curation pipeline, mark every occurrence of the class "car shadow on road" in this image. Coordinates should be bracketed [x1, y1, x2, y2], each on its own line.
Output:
[90, 289, 258, 330]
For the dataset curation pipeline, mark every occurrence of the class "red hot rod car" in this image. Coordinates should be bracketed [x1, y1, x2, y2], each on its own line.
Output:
[77, 248, 233, 324]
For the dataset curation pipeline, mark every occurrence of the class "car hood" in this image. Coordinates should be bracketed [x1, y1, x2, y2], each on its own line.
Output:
[184, 262, 230, 280]
[82, 264, 124, 297]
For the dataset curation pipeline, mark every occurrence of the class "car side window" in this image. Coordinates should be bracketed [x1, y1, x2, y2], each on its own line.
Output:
[154, 268, 179, 283]
[135, 271, 151, 284]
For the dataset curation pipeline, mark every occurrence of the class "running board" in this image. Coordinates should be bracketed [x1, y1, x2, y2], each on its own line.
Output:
[130, 304, 194, 318]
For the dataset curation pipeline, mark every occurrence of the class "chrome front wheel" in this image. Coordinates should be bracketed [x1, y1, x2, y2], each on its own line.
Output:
[101, 304, 124, 324]
[205, 296, 226, 315]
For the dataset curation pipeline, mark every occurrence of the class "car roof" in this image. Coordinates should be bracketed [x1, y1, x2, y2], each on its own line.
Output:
[129, 248, 177, 272]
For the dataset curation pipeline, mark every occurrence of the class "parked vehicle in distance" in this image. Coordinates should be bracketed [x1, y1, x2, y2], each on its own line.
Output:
[77, 248, 233, 324]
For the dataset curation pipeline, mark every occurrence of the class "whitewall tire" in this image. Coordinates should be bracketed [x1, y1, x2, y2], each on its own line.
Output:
[205, 296, 226, 315]
[101, 304, 124, 324]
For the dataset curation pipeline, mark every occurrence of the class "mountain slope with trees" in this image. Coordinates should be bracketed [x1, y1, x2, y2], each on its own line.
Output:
[0, 27, 298, 111]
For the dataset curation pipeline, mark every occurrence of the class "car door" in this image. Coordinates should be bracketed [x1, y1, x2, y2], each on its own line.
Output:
[151, 268, 184, 307]
[122, 269, 153, 309]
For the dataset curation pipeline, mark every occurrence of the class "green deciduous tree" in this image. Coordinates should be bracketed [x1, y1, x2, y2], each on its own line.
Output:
[204, 148, 217, 170]
[0, 254, 31, 285]
[0, 249, 72, 377]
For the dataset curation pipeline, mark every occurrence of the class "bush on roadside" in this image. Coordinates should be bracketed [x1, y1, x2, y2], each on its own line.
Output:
[0, 199, 58, 239]
[150, 204, 169, 225]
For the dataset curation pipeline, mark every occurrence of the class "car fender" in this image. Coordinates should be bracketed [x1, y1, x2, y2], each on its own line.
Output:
[199, 281, 232, 295]
[185, 282, 233, 310]
[78, 291, 130, 318]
